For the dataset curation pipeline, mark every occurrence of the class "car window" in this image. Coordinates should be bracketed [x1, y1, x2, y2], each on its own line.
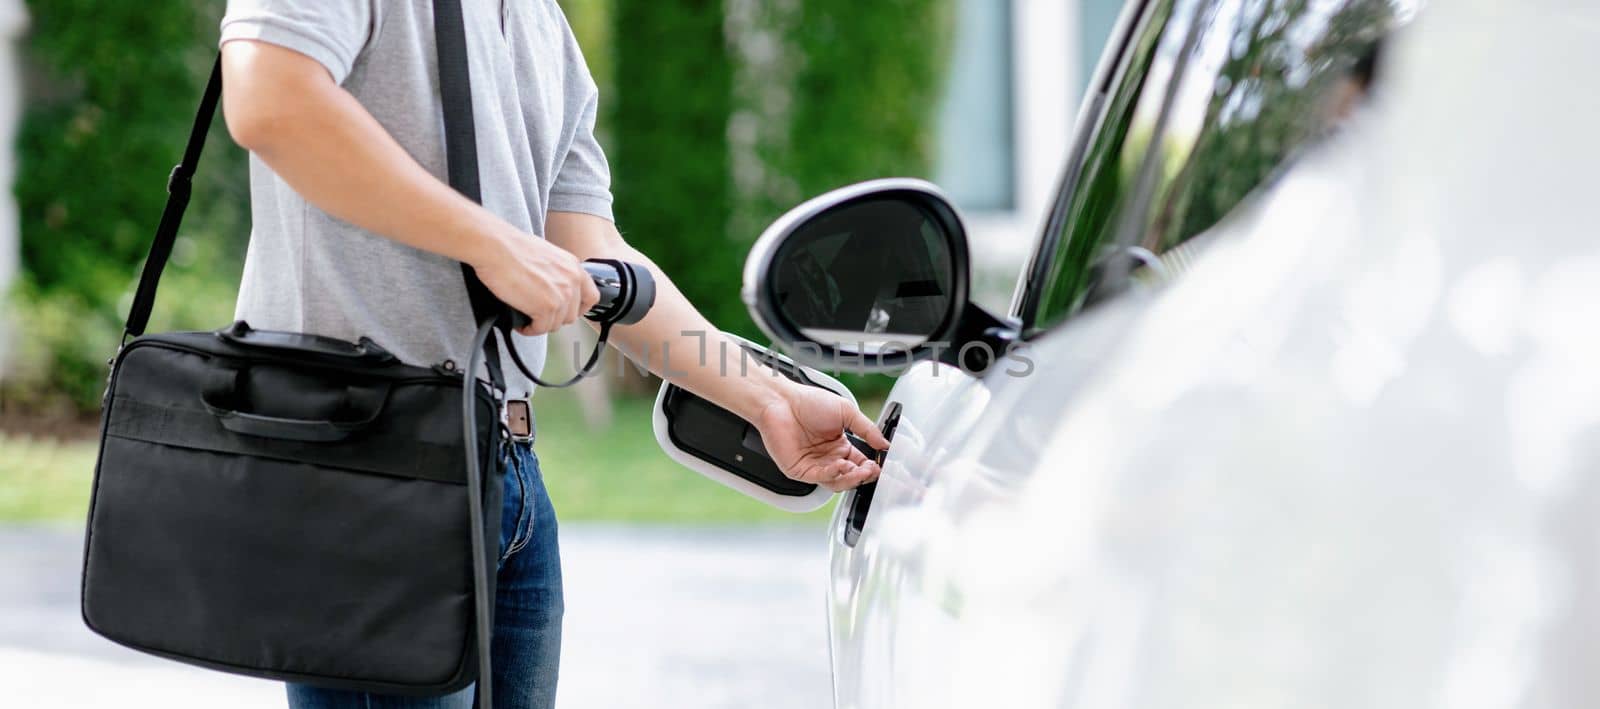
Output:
[1018, 0, 1403, 334]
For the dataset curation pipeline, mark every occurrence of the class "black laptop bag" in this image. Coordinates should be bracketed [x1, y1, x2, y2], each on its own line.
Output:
[80, 1, 509, 705]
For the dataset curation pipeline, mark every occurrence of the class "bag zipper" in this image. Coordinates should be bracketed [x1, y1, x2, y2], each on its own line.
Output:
[105, 337, 503, 410]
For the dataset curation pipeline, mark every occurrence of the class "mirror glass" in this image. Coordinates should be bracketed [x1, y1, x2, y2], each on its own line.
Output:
[769, 196, 956, 354]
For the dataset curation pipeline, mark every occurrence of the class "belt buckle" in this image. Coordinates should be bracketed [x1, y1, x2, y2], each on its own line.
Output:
[505, 399, 534, 443]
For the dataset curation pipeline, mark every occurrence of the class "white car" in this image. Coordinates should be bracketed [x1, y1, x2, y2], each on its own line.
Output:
[661, 0, 1600, 707]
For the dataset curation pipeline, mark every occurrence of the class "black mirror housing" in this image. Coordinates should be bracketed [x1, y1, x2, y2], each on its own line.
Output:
[742, 178, 1015, 374]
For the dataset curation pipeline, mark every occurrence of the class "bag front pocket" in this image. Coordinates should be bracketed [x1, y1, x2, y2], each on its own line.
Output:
[83, 435, 476, 689]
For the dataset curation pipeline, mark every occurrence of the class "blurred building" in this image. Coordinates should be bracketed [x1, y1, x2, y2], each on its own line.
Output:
[0, 0, 23, 367]
[934, 0, 1122, 311]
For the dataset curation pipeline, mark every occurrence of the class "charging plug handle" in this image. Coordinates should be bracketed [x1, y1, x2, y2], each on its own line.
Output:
[506, 258, 656, 331]
[581, 259, 655, 326]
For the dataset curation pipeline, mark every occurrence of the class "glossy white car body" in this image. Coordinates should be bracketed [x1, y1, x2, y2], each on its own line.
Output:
[823, 1, 1600, 707]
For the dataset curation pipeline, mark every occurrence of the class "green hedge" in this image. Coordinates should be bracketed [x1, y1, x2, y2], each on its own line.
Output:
[7, 0, 953, 414]
[6, 0, 245, 415]
[778, 0, 952, 203]
[608, 0, 951, 391]
[607, 0, 744, 336]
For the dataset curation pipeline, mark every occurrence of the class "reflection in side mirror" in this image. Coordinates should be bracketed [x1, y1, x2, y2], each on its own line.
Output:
[744, 178, 1012, 374]
[771, 195, 955, 353]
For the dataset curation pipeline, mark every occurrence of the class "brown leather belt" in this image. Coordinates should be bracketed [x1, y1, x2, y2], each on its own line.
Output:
[503, 398, 534, 442]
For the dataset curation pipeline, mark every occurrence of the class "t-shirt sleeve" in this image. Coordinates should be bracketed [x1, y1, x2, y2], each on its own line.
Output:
[547, 15, 616, 222]
[549, 88, 615, 222]
[219, 0, 377, 84]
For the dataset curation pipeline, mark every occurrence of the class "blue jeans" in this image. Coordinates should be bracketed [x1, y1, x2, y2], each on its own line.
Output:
[287, 441, 564, 708]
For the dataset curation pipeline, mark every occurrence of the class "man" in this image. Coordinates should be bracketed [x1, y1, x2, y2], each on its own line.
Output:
[217, 1, 888, 707]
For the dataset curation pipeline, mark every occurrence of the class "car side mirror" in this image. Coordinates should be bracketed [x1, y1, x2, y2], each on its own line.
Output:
[743, 178, 1014, 374]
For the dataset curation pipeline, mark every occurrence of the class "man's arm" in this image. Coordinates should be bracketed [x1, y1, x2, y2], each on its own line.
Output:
[547, 212, 890, 491]
[223, 39, 883, 488]
[220, 39, 598, 334]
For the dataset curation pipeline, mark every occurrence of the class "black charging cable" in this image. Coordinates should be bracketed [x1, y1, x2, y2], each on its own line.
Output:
[456, 259, 657, 683]
[502, 320, 615, 389]
[460, 317, 498, 709]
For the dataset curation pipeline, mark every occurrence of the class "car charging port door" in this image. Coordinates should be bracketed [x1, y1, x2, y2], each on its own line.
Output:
[842, 402, 900, 547]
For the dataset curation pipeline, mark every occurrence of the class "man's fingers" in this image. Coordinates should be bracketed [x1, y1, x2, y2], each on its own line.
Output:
[569, 267, 594, 322]
[564, 294, 581, 328]
[790, 453, 880, 491]
[578, 274, 601, 312]
[781, 461, 815, 483]
[850, 461, 882, 487]
[820, 460, 853, 490]
[859, 460, 881, 481]
[554, 283, 576, 327]
[843, 443, 868, 467]
[521, 305, 561, 335]
[826, 462, 880, 491]
[846, 406, 891, 450]
[791, 459, 847, 485]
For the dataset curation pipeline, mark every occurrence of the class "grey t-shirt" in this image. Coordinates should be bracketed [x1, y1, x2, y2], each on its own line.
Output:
[220, 0, 614, 398]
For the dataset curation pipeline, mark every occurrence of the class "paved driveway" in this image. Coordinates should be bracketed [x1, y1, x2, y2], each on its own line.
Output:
[0, 525, 832, 708]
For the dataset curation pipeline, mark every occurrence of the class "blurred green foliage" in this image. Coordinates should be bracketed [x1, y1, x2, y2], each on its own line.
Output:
[559, 0, 612, 122]
[604, 0, 951, 395]
[6, 0, 952, 415]
[774, 0, 952, 209]
[7, 0, 245, 415]
[607, 0, 742, 336]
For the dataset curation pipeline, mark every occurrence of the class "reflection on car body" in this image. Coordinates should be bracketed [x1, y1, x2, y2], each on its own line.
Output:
[822, 1, 1410, 706]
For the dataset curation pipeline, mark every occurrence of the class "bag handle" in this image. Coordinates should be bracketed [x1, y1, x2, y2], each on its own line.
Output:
[199, 366, 392, 442]
[216, 320, 398, 365]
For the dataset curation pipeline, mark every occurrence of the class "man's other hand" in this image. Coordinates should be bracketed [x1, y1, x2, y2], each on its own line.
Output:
[473, 233, 602, 336]
[755, 383, 890, 492]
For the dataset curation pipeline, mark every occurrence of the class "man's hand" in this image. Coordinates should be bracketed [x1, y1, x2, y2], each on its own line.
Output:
[472, 235, 601, 336]
[755, 382, 891, 492]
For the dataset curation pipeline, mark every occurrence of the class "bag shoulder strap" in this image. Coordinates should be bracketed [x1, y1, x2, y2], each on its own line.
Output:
[122, 57, 221, 340]
[430, 4, 502, 709]
[432, 0, 511, 338]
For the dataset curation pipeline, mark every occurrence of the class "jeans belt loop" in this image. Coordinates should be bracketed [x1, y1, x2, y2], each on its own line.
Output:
[504, 397, 534, 443]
